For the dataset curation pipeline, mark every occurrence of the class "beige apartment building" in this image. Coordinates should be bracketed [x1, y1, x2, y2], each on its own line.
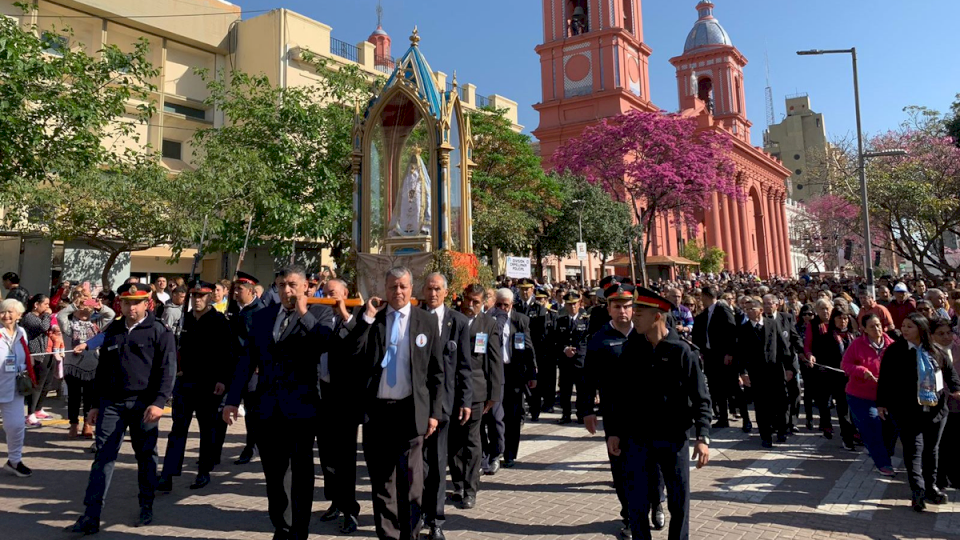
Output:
[0, 0, 520, 291]
[763, 94, 830, 203]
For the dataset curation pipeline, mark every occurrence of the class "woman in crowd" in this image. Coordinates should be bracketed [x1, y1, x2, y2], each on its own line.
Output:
[842, 313, 897, 475]
[813, 306, 857, 449]
[62, 298, 103, 439]
[681, 294, 700, 316]
[878, 313, 960, 511]
[804, 299, 833, 432]
[21, 294, 53, 427]
[797, 303, 817, 430]
[0, 298, 35, 477]
[931, 318, 960, 491]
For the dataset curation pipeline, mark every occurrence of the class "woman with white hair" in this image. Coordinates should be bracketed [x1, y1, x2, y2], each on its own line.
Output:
[0, 298, 36, 477]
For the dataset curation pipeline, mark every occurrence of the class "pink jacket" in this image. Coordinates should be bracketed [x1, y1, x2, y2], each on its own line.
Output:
[841, 334, 895, 401]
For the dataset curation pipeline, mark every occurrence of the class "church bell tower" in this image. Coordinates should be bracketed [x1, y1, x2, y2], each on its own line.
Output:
[532, 0, 657, 167]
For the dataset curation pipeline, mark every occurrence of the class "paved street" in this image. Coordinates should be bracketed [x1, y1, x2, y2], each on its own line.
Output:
[1, 401, 958, 540]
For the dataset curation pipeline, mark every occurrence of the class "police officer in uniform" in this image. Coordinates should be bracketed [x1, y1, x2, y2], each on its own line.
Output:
[601, 288, 712, 540]
[66, 283, 177, 534]
[158, 281, 233, 492]
[231, 271, 266, 465]
[555, 290, 589, 424]
[522, 285, 555, 420]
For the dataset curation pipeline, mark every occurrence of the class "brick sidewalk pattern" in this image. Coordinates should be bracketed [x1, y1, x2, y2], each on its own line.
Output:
[0, 401, 958, 539]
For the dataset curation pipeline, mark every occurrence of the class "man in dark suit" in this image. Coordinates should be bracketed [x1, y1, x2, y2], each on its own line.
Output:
[692, 286, 739, 429]
[317, 278, 362, 534]
[450, 284, 503, 511]
[420, 273, 471, 540]
[555, 290, 590, 424]
[520, 284, 555, 419]
[735, 297, 795, 448]
[344, 266, 444, 540]
[762, 294, 803, 434]
[230, 271, 265, 465]
[490, 288, 537, 468]
[223, 266, 335, 540]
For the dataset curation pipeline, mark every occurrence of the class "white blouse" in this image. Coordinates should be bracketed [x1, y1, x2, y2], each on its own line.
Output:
[0, 325, 29, 404]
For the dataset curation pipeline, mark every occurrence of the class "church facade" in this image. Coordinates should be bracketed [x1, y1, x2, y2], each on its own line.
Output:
[533, 0, 793, 278]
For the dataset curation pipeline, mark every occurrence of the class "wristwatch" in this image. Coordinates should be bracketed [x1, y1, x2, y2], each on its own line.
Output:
[697, 435, 711, 445]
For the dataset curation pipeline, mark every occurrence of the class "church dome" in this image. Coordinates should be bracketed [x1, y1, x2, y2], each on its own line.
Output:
[683, 1, 732, 53]
[370, 25, 389, 38]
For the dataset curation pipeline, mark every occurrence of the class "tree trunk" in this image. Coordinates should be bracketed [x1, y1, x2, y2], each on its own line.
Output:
[634, 225, 649, 286]
[101, 250, 121, 292]
[534, 242, 544, 281]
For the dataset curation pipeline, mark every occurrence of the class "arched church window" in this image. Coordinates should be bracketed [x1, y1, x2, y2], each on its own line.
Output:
[568, 0, 590, 37]
[623, 1, 634, 35]
[698, 77, 714, 113]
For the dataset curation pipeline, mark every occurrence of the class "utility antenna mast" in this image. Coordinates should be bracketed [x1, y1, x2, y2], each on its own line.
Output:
[764, 49, 775, 127]
[377, 0, 383, 26]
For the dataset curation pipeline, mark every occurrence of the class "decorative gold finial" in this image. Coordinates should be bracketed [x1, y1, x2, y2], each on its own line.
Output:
[410, 26, 420, 46]
[452, 70, 458, 87]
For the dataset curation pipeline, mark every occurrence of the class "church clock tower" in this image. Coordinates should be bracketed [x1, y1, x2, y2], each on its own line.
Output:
[532, 0, 657, 167]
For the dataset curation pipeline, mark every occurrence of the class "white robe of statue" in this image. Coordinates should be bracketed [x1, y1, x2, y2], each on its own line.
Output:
[388, 153, 431, 237]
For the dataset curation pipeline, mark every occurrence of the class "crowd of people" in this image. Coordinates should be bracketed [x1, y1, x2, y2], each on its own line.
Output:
[2, 266, 960, 540]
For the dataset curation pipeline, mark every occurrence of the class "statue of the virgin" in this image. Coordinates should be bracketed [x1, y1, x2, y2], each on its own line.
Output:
[387, 147, 431, 237]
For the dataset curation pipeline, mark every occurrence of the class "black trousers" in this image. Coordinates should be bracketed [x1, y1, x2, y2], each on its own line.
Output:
[363, 398, 425, 540]
[753, 376, 788, 442]
[537, 353, 557, 410]
[316, 393, 336, 504]
[28, 355, 57, 414]
[706, 355, 747, 424]
[66, 375, 95, 425]
[240, 374, 260, 455]
[503, 384, 525, 461]
[798, 361, 817, 425]
[83, 398, 159, 519]
[939, 412, 960, 489]
[332, 419, 362, 518]
[423, 417, 451, 525]
[898, 413, 947, 496]
[817, 371, 854, 443]
[161, 381, 222, 477]
[481, 391, 505, 467]
[450, 402, 484, 499]
[558, 362, 585, 418]
[624, 436, 689, 540]
[259, 416, 316, 539]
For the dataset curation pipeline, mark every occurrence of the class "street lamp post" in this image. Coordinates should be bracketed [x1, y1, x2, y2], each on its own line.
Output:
[573, 199, 586, 286]
[797, 48, 876, 295]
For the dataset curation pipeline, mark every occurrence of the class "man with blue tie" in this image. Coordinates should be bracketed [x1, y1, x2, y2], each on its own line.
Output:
[222, 265, 335, 540]
[346, 266, 444, 540]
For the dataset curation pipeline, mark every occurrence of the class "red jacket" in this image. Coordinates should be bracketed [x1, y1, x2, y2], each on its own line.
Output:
[886, 299, 916, 331]
[841, 333, 894, 401]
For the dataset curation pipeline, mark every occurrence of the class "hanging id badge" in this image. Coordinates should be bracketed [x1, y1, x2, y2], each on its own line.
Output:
[4, 353, 16, 373]
[514, 332, 525, 350]
[474, 332, 488, 354]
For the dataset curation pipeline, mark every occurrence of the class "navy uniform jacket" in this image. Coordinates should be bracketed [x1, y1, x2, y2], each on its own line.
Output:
[526, 303, 556, 366]
[587, 303, 611, 337]
[578, 321, 633, 418]
[555, 309, 590, 369]
[602, 330, 712, 442]
[92, 312, 177, 409]
[226, 303, 335, 420]
[178, 308, 235, 390]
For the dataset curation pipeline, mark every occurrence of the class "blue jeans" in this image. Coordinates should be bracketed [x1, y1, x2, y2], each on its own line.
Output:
[846, 394, 893, 470]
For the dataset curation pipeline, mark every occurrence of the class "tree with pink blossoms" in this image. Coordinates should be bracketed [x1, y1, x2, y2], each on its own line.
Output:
[793, 194, 860, 273]
[552, 109, 738, 284]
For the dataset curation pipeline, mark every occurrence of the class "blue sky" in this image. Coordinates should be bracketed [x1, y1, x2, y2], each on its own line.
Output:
[236, 1, 959, 146]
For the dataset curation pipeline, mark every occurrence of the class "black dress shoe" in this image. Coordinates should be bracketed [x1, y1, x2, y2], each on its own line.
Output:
[136, 506, 153, 527]
[65, 515, 100, 534]
[925, 487, 948, 505]
[558, 415, 572, 424]
[189, 473, 211, 490]
[502, 458, 516, 468]
[340, 514, 358, 534]
[651, 503, 665, 530]
[461, 494, 476, 509]
[156, 476, 172, 493]
[790, 425, 801, 434]
[529, 415, 540, 422]
[272, 528, 290, 540]
[426, 524, 447, 540]
[234, 449, 254, 465]
[741, 420, 753, 433]
[776, 434, 788, 444]
[712, 421, 730, 429]
[487, 460, 501, 475]
[542, 406, 555, 413]
[451, 492, 463, 504]
[619, 524, 633, 539]
[319, 505, 341, 522]
[761, 440, 774, 449]
[912, 491, 927, 512]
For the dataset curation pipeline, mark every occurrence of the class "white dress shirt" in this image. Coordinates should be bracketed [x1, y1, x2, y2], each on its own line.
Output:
[502, 316, 512, 364]
[367, 302, 413, 400]
[431, 305, 445, 335]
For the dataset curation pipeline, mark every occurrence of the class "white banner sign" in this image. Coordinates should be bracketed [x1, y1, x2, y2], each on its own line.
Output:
[576, 242, 588, 260]
[505, 256, 531, 279]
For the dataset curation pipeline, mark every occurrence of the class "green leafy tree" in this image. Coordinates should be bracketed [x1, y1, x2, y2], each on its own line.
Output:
[0, 156, 204, 289]
[541, 174, 632, 266]
[0, 8, 157, 186]
[468, 108, 563, 276]
[188, 58, 380, 260]
[680, 240, 725, 275]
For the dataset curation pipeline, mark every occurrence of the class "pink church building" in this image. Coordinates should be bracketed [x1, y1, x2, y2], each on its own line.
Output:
[533, 0, 793, 279]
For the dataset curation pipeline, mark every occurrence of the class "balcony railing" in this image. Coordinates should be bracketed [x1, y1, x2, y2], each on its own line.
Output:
[475, 93, 489, 108]
[446, 82, 464, 100]
[374, 53, 395, 74]
[330, 37, 359, 63]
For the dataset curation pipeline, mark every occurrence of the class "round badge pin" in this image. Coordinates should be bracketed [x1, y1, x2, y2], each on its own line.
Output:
[416, 334, 428, 348]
